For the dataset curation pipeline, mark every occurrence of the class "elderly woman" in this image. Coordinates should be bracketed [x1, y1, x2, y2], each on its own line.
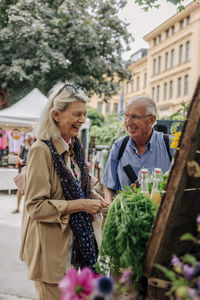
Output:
[20, 82, 109, 300]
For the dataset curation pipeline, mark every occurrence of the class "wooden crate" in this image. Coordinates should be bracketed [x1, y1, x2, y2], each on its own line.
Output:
[143, 78, 200, 299]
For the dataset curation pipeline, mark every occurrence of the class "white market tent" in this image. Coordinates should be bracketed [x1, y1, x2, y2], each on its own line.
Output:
[0, 88, 90, 192]
[0, 88, 48, 128]
[0, 88, 90, 130]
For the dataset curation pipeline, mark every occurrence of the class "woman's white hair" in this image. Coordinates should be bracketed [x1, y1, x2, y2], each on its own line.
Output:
[36, 81, 88, 140]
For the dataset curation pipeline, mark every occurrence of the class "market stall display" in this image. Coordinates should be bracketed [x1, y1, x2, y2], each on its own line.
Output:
[96, 78, 200, 299]
[144, 78, 200, 299]
[0, 168, 18, 194]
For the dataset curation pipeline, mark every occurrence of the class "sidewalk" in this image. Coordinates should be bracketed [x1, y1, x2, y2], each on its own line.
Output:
[0, 191, 36, 300]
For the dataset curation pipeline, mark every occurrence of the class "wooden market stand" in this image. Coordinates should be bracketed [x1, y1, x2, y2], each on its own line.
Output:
[144, 78, 200, 299]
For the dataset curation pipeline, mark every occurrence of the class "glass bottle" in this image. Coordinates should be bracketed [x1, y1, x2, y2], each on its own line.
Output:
[150, 168, 163, 205]
[138, 168, 150, 197]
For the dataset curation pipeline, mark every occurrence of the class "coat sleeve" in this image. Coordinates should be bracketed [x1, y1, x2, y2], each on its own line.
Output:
[25, 143, 70, 228]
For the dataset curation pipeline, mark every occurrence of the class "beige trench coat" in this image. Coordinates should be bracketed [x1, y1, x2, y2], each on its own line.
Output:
[20, 138, 74, 284]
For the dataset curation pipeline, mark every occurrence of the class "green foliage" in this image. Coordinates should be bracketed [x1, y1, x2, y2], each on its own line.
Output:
[90, 121, 126, 148]
[180, 233, 196, 242]
[170, 121, 182, 134]
[0, 0, 132, 104]
[158, 171, 169, 191]
[104, 113, 119, 124]
[87, 106, 104, 127]
[134, 0, 191, 11]
[169, 101, 190, 121]
[156, 217, 200, 299]
[96, 186, 158, 294]
[182, 254, 197, 267]
[155, 264, 177, 281]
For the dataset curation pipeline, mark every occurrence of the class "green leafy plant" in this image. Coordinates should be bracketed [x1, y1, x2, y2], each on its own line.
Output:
[90, 121, 126, 149]
[169, 101, 190, 121]
[156, 215, 200, 300]
[0, 0, 132, 104]
[87, 106, 104, 127]
[96, 186, 158, 294]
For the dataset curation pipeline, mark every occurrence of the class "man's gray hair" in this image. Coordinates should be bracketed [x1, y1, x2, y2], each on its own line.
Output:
[127, 96, 157, 116]
[36, 81, 88, 140]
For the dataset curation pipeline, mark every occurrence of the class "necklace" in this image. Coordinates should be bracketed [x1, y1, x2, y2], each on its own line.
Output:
[69, 152, 80, 184]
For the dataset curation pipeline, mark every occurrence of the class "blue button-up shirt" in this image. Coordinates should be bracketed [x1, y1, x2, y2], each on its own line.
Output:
[101, 130, 175, 191]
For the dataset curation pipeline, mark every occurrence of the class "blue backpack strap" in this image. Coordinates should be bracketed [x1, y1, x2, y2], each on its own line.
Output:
[117, 135, 138, 183]
[118, 135, 130, 160]
[163, 134, 172, 162]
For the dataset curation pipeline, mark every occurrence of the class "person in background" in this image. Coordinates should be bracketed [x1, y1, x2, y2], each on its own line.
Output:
[101, 96, 175, 203]
[20, 81, 109, 300]
[12, 132, 34, 213]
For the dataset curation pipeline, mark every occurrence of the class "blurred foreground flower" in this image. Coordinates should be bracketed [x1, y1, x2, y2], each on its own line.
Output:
[119, 266, 133, 288]
[59, 267, 137, 300]
[59, 267, 98, 300]
[96, 276, 114, 296]
[197, 215, 200, 232]
[170, 131, 182, 149]
[156, 216, 200, 299]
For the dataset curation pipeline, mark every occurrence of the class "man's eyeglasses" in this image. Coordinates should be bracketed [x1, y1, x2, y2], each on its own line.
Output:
[120, 113, 152, 121]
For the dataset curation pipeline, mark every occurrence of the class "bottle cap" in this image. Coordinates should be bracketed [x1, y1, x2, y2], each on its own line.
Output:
[154, 168, 162, 173]
[140, 168, 149, 174]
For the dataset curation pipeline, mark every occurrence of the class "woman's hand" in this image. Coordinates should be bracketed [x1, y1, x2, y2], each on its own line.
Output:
[81, 199, 102, 214]
[90, 189, 110, 208]
[65, 199, 102, 215]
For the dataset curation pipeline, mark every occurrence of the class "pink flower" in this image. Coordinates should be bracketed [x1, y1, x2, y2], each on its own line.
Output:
[59, 267, 99, 300]
[119, 267, 133, 287]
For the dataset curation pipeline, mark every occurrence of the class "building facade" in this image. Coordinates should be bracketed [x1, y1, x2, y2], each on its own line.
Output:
[88, 1, 200, 117]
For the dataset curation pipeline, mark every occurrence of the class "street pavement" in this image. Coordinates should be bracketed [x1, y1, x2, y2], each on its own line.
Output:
[0, 191, 36, 300]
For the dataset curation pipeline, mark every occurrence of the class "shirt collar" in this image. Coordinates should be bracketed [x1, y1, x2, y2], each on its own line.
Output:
[130, 129, 155, 152]
[60, 136, 71, 151]
[52, 137, 73, 155]
[147, 129, 156, 151]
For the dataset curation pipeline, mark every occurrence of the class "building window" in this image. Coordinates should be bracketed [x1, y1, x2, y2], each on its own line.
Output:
[165, 29, 169, 38]
[113, 103, 118, 113]
[153, 58, 156, 75]
[106, 102, 110, 114]
[184, 75, 189, 95]
[158, 34, 162, 42]
[177, 77, 182, 97]
[165, 52, 169, 70]
[171, 25, 175, 34]
[156, 85, 160, 102]
[97, 101, 103, 112]
[171, 49, 175, 67]
[186, 41, 190, 61]
[153, 38, 156, 46]
[179, 44, 183, 64]
[136, 76, 140, 90]
[169, 80, 173, 99]
[164, 83, 167, 100]
[158, 56, 161, 73]
[126, 82, 129, 94]
[131, 80, 134, 92]
[186, 15, 190, 25]
[152, 87, 155, 101]
[144, 73, 147, 88]
[179, 20, 184, 30]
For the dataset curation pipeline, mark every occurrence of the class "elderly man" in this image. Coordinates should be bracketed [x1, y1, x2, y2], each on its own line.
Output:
[101, 96, 175, 202]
